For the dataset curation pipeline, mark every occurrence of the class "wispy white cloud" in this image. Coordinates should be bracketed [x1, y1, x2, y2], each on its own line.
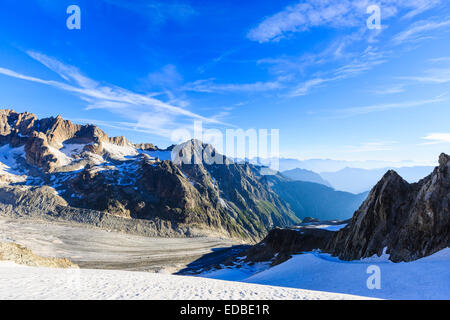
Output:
[183, 78, 284, 93]
[290, 76, 340, 97]
[247, 1, 362, 43]
[247, 0, 441, 43]
[397, 67, 450, 84]
[422, 133, 450, 144]
[196, 39, 383, 98]
[369, 59, 450, 95]
[0, 51, 226, 138]
[392, 18, 450, 44]
[102, 0, 196, 25]
[340, 141, 398, 153]
[70, 117, 173, 139]
[402, 0, 442, 19]
[289, 46, 387, 97]
[247, 1, 445, 97]
[428, 56, 450, 63]
[145, 64, 183, 89]
[368, 84, 407, 95]
[257, 32, 367, 76]
[337, 95, 445, 117]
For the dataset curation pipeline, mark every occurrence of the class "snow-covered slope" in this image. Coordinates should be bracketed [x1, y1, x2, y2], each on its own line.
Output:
[0, 262, 368, 300]
[0, 145, 27, 184]
[200, 248, 450, 300]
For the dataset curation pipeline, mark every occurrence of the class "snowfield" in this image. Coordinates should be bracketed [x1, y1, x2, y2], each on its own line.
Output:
[0, 262, 368, 300]
[102, 142, 138, 160]
[0, 144, 27, 184]
[200, 248, 450, 300]
[0, 218, 447, 300]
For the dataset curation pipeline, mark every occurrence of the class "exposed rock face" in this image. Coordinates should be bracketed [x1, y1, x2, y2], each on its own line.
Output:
[0, 109, 136, 172]
[134, 143, 157, 151]
[182, 220, 347, 274]
[65, 140, 299, 241]
[0, 109, 300, 242]
[327, 153, 450, 262]
[243, 226, 335, 266]
[302, 217, 320, 223]
[0, 185, 213, 238]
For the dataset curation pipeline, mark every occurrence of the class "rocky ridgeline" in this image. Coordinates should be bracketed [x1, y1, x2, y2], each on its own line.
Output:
[0, 109, 300, 242]
[0, 109, 135, 172]
[215, 154, 449, 268]
[327, 153, 450, 262]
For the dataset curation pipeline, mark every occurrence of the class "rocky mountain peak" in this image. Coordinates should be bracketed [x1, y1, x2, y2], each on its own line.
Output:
[439, 152, 450, 167]
[369, 169, 411, 200]
[382, 169, 402, 180]
[0, 109, 138, 172]
[327, 153, 449, 262]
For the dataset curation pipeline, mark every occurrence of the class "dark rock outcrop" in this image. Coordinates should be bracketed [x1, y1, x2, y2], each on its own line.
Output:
[327, 153, 450, 262]
[243, 226, 335, 266]
[302, 217, 320, 223]
[188, 219, 351, 275]
[134, 143, 158, 151]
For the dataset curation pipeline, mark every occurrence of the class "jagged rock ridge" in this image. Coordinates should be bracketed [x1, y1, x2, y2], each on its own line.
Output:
[0, 109, 300, 242]
[179, 155, 448, 272]
[327, 153, 450, 262]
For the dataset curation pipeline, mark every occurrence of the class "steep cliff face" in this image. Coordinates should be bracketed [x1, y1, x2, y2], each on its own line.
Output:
[327, 153, 450, 262]
[0, 109, 299, 242]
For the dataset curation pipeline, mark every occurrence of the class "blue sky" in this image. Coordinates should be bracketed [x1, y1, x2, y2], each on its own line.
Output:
[0, 0, 449, 165]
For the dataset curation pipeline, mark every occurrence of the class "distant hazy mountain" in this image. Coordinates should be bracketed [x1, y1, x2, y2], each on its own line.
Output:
[282, 168, 332, 188]
[272, 181, 368, 221]
[249, 157, 432, 173]
[320, 166, 434, 194]
[278, 159, 360, 172]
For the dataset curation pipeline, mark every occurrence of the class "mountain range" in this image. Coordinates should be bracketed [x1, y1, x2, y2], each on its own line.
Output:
[281, 168, 332, 187]
[0, 109, 301, 242]
[253, 157, 434, 194]
[1, 109, 443, 253]
[224, 153, 449, 269]
[272, 181, 368, 221]
[251, 157, 431, 173]
[321, 166, 434, 194]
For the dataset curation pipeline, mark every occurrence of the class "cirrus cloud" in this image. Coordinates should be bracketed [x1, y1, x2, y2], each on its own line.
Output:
[247, 0, 442, 43]
[422, 133, 450, 144]
[0, 51, 226, 138]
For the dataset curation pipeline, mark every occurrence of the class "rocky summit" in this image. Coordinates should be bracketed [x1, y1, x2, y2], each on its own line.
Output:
[0, 109, 300, 242]
[327, 153, 450, 262]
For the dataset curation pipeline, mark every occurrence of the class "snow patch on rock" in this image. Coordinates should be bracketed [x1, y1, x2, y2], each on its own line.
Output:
[102, 142, 138, 161]
[0, 145, 27, 184]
